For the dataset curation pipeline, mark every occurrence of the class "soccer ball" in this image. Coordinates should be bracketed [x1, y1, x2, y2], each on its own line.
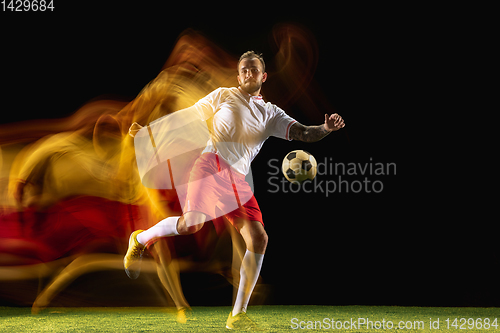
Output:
[282, 150, 317, 184]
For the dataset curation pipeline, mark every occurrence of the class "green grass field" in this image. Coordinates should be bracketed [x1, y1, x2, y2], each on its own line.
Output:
[0, 305, 499, 332]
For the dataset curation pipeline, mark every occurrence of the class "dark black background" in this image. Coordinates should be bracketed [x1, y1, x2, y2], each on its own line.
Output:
[1, 4, 494, 307]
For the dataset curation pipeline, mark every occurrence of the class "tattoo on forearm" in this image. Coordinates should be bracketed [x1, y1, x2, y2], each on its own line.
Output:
[289, 122, 331, 143]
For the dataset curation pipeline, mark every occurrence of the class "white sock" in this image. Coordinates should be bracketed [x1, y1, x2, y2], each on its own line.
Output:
[232, 250, 264, 316]
[136, 216, 180, 246]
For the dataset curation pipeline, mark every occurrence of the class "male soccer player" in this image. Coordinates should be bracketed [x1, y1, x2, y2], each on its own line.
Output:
[124, 51, 345, 330]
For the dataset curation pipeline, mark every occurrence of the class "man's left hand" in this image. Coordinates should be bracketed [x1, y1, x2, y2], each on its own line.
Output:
[324, 113, 345, 131]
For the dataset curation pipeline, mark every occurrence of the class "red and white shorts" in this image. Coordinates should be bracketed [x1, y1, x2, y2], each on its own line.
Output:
[182, 153, 263, 226]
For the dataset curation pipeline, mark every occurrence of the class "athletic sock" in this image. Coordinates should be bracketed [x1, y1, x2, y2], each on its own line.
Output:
[136, 216, 180, 246]
[232, 250, 264, 316]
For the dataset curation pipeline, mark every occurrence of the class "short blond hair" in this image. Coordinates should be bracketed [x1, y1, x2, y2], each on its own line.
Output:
[238, 51, 265, 72]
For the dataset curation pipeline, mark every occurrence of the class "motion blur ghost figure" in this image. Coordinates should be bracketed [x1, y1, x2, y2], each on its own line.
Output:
[13, 117, 129, 209]
[0, 30, 245, 317]
[0, 26, 341, 326]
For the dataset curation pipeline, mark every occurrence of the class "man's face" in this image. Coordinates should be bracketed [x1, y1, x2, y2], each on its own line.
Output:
[237, 58, 267, 95]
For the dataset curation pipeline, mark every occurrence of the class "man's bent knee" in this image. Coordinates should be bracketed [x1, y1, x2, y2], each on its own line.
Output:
[261, 231, 269, 249]
[177, 212, 206, 235]
[254, 230, 268, 253]
[239, 221, 268, 254]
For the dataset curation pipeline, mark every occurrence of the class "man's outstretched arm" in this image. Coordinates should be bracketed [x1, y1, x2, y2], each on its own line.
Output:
[289, 113, 345, 142]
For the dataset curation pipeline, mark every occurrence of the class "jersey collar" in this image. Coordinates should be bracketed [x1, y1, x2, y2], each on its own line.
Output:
[238, 87, 263, 100]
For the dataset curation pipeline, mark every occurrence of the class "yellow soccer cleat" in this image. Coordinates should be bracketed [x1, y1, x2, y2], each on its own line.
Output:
[124, 230, 145, 279]
[176, 307, 194, 324]
[226, 311, 261, 330]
